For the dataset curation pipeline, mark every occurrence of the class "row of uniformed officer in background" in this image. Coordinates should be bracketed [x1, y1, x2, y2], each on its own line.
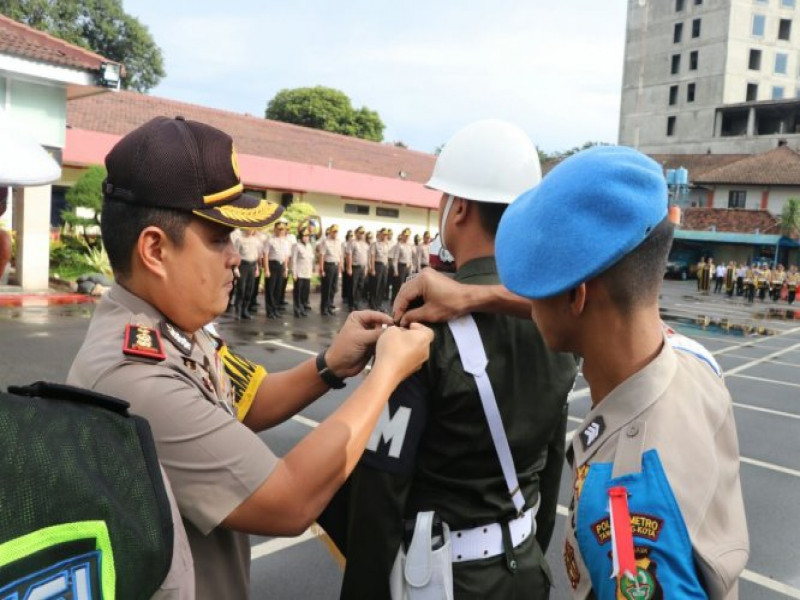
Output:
[230, 222, 433, 318]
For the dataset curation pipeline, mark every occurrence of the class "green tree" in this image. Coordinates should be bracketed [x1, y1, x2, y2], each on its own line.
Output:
[62, 165, 105, 248]
[266, 87, 385, 142]
[781, 198, 800, 238]
[282, 201, 320, 236]
[0, 0, 165, 92]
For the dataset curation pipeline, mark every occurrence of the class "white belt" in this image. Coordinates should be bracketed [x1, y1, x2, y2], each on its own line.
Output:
[450, 505, 536, 564]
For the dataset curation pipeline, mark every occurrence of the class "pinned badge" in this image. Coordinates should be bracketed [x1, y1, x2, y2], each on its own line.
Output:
[160, 320, 194, 356]
[122, 324, 166, 361]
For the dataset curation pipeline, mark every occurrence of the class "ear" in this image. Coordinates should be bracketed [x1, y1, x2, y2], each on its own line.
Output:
[450, 197, 469, 225]
[137, 226, 170, 279]
[568, 283, 587, 316]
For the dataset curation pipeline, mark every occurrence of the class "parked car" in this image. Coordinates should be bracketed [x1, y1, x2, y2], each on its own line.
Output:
[665, 258, 696, 280]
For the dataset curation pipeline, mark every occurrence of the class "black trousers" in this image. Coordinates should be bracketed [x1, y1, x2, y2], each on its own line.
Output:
[321, 262, 339, 312]
[736, 277, 744, 295]
[350, 265, 366, 309]
[342, 270, 352, 303]
[371, 262, 388, 310]
[714, 277, 723, 293]
[391, 263, 409, 304]
[293, 278, 310, 311]
[266, 260, 284, 315]
[249, 271, 261, 308]
[236, 260, 257, 315]
[789, 288, 797, 305]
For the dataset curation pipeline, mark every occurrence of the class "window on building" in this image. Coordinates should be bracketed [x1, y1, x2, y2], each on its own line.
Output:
[779, 19, 792, 40]
[676, 0, 685, 10]
[690, 50, 699, 70]
[376, 207, 399, 218]
[747, 82, 759, 100]
[695, 0, 703, 4]
[667, 116, 677, 136]
[669, 85, 679, 105]
[754, 0, 768, 4]
[749, 48, 762, 69]
[753, 14, 766, 37]
[674, 22, 684, 43]
[775, 52, 789, 74]
[344, 203, 370, 215]
[728, 190, 747, 208]
[671, 54, 681, 74]
[773, 85, 785, 99]
[782, 0, 795, 7]
[687, 82, 696, 102]
[692, 18, 702, 38]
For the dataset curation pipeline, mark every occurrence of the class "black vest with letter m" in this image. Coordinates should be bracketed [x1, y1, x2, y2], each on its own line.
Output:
[0, 382, 173, 599]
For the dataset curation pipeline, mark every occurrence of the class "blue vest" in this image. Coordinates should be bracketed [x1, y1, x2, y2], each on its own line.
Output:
[575, 449, 708, 599]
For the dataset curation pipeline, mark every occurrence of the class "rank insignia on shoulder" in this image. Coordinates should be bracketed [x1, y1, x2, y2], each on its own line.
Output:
[160, 320, 194, 356]
[580, 416, 605, 451]
[122, 324, 166, 361]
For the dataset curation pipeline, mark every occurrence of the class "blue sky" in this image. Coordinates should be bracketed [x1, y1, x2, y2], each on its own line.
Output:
[124, 0, 628, 155]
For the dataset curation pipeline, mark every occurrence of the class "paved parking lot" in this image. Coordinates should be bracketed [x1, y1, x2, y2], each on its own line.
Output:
[1, 279, 798, 598]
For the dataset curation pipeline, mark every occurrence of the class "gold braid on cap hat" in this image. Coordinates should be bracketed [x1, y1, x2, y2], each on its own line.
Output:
[209, 201, 280, 223]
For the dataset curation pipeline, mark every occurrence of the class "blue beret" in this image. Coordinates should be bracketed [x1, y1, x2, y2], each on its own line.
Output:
[496, 146, 667, 299]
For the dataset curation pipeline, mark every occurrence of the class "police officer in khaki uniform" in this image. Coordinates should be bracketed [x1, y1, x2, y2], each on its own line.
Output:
[787, 265, 799, 305]
[392, 227, 415, 304]
[318, 224, 343, 315]
[66, 117, 434, 600]
[291, 226, 314, 317]
[394, 146, 749, 598]
[370, 228, 390, 311]
[346, 225, 370, 311]
[417, 230, 432, 272]
[264, 220, 289, 319]
[338, 120, 577, 600]
[234, 228, 262, 319]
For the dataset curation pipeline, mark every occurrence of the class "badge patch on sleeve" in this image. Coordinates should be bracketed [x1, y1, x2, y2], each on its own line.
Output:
[122, 324, 166, 361]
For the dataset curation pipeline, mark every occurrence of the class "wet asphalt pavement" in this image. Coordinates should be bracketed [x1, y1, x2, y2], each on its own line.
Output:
[1, 280, 799, 598]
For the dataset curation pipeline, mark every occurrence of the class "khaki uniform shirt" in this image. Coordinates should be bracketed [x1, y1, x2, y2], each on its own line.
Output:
[318, 237, 343, 264]
[396, 241, 414, 266]
[266, 235, 288, 262]
[236, 234, 262, 263]
[292, 241, 314, 279]
[348, 239, 370, 267]
[67, 284, 277, 600]
[417, 243, 430, 269]
[564, 333, 748, 598]
[371, 240, 390, 265]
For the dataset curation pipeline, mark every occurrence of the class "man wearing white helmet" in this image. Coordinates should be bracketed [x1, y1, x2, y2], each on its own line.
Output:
[333, 120, 579, 599]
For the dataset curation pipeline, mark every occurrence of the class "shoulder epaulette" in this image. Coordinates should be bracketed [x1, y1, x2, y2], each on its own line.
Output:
[122, 324, 166, 361]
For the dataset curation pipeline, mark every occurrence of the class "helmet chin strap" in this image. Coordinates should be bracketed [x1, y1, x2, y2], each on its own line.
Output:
[439, 194, 455, 253]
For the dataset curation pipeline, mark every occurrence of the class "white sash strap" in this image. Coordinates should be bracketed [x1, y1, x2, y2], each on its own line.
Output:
[447, 315, 525, 516]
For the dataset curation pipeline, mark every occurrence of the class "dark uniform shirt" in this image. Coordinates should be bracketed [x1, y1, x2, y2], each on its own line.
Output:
[339, 257, 579, 599]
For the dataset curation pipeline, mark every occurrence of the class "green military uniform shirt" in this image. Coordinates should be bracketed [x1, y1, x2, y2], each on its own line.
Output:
[338, 257, 578, 599]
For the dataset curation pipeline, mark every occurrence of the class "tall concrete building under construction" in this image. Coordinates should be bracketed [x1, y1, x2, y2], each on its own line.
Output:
[620, 0, 800, 154]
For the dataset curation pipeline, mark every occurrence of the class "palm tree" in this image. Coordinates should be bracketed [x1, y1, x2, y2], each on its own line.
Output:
[781, 198, 800, 238]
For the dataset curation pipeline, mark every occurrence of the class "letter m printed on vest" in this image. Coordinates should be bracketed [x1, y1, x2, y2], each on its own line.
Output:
[367, 405, 411, 459]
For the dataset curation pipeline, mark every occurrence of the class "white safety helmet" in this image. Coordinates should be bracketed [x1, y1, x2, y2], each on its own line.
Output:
[425, 119, 542, 205]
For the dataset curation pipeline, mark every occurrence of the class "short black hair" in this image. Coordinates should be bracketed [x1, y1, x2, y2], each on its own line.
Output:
[473, 201, 507, 237]
[599, 217, 674, 312]
[101, 200, 193, 280]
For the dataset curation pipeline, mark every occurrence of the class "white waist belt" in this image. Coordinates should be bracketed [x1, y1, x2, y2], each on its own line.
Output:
[450, 506, 535, 564]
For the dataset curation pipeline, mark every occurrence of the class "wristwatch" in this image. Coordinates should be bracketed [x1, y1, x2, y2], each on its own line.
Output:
[316, 347, 346, 389]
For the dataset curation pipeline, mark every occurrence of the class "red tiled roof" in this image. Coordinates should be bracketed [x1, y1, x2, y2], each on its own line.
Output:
[63, 128, 441, 209]
[681, 208, 781, 234]
[67, 90, 437, 184]
[0, 14, 116, 73]
[690, 145, 800, 185]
